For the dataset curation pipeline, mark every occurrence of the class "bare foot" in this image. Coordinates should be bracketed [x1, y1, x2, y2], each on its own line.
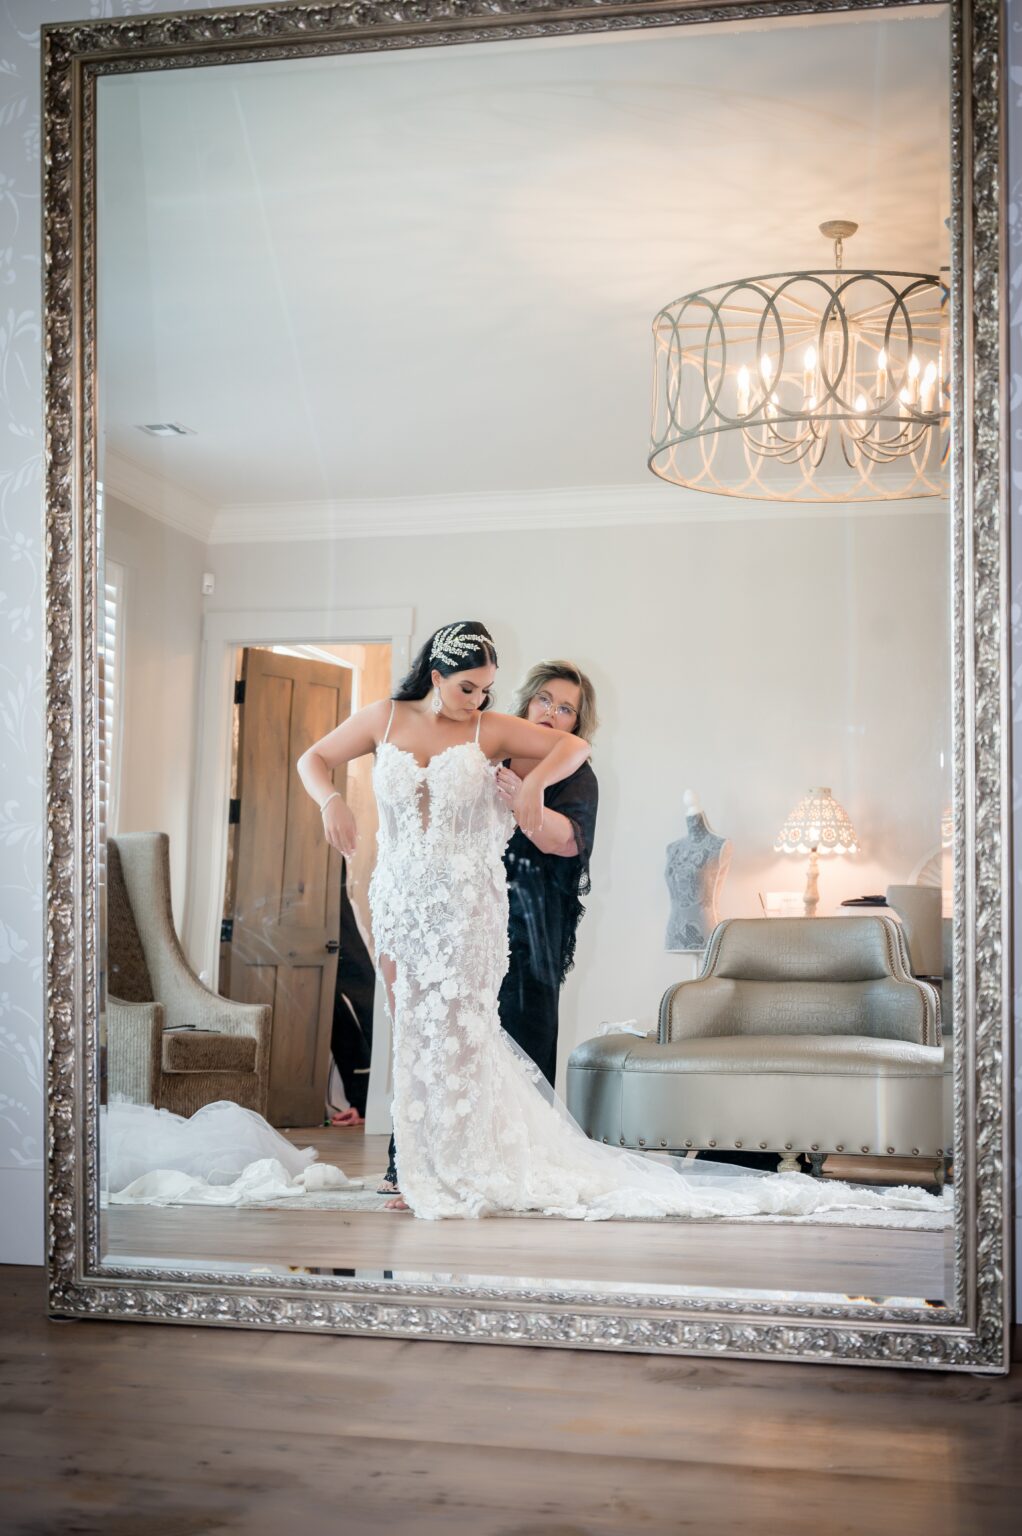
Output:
[377, 1178, 399, 1195]
[384, 1194, 410, 1212]
[329, 1108, 364, 1127]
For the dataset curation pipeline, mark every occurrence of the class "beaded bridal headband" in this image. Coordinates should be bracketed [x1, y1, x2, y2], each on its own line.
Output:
[429, 624, 493, 668]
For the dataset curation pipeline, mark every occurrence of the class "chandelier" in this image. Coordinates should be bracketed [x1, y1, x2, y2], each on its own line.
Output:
[648, 221, 949, 502]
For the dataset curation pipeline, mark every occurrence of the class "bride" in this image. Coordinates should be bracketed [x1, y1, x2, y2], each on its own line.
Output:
[298, 620, 942, 1224]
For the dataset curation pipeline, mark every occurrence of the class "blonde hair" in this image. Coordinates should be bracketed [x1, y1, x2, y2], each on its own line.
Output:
[512, 659, 599, 742]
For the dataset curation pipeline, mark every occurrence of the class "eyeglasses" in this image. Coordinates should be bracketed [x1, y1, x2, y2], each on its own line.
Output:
[534, 690, 578, 722]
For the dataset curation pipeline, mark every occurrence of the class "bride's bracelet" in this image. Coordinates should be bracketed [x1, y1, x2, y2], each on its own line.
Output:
[320, 791, 342, 816]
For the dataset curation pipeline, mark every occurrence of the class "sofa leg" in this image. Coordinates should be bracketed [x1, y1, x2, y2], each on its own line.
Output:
[777, 1153, 800, 1174]
[807, 1153, 826, 1178]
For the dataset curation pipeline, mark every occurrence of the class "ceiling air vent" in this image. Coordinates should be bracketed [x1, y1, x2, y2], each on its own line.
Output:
[136, 422, 195, 438]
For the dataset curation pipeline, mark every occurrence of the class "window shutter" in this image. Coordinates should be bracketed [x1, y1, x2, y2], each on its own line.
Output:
[99, 560, 125, 841]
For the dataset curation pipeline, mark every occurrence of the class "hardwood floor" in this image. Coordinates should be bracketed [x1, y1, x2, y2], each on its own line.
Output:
[101, 1124, 953, 1302]
[1, 1265, 1019, 1536]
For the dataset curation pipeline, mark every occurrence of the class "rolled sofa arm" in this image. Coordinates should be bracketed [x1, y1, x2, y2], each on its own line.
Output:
[658, 979, 684, 1043]
[657, 978, 741, 1044]
[207, 1003, 272, 1076]
[106, 996, 163, 1105]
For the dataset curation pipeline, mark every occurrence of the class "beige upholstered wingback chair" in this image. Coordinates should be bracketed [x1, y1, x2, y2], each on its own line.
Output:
[105, 832, 272, 1117]
[566, 915, 947, 1177]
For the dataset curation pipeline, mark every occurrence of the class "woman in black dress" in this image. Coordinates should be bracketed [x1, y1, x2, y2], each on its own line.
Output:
[495, 660, 599, 1087]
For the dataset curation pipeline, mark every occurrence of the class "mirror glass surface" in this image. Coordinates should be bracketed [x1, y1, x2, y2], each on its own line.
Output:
[95, 4, 955, 1309]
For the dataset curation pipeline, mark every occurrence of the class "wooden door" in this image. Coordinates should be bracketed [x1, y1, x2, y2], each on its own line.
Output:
[226, 648, 351, 1126]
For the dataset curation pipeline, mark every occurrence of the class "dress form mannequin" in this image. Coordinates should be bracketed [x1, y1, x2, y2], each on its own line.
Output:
[664, 790, 732, 951]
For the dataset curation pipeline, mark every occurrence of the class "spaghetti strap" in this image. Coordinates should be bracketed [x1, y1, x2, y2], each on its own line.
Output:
[474, 709, 483, 745]
[382, 699, 397, 744]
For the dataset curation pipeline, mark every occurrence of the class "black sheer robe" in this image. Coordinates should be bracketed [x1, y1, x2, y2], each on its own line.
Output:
[497, 761, 599, 1086]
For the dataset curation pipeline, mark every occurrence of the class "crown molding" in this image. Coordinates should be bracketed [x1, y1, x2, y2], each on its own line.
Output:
[101, 449, 218, 544]
[99, 455, 944, 546]
[210, 484, 678, 543]
[209, 483, 942, 544]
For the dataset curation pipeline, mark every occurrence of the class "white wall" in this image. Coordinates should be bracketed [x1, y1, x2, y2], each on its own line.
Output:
[208, 508, 950, 1083]
[105, 495, 207, 929]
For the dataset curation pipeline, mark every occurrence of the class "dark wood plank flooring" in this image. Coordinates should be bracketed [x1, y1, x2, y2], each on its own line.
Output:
[1, 1266, 1018, 1535]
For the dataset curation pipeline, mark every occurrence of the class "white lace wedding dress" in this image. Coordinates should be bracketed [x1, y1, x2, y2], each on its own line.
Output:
[369, 709, 943, 1223]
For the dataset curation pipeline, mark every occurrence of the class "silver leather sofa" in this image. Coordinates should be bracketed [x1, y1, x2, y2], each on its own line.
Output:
[566, 916, 948, 1176]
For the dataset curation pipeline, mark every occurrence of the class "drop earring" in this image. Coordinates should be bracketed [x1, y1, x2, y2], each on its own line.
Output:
[432, 687, 443, 716]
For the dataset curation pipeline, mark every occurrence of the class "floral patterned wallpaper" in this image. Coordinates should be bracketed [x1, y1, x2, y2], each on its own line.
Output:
[0, 0, 204, 1263]
[0, 0, 63, 1263]
[0, 3, 1019, 1293]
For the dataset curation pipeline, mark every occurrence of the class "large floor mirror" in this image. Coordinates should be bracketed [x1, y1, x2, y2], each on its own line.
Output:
[44, 0, 1011, 1369]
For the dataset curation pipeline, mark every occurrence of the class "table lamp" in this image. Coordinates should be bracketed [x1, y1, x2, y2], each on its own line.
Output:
[774, 787, 859, 917]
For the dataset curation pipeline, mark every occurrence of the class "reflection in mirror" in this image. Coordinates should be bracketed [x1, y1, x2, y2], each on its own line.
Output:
[96, 5, 954, 1309]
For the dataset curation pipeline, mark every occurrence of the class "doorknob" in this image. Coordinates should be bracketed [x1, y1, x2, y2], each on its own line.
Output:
[325, 939, 340, 954]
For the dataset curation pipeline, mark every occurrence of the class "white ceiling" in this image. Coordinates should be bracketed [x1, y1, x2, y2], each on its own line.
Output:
[96, 9, 951, 513]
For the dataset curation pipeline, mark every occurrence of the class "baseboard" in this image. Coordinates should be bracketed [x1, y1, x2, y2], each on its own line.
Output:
[0, 1168, 44, 1264]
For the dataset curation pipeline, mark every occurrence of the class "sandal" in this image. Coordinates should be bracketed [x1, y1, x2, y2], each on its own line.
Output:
[377, 1142, 399, 1196]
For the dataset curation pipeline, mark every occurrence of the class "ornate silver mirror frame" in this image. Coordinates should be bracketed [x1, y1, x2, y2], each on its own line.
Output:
[42, 0, 1012, 1370]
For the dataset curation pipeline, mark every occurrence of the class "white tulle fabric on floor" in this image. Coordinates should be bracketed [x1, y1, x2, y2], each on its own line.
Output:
[103, 1100, 360, 1206]
[102, 1098, 946, 1222]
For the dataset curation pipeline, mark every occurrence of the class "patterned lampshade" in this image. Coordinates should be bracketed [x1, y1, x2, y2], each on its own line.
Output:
[775, 787, 859, 856]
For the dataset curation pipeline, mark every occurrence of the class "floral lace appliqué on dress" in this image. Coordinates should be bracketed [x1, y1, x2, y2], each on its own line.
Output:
[369, 735, 944, 1225]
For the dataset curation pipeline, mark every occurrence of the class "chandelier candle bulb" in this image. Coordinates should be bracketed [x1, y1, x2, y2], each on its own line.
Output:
[907, 353, 921, 404]
[803, 346, 817, 400]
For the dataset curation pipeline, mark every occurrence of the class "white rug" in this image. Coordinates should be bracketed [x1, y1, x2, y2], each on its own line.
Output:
[244, 1186, 953, 1229]
[102, 1187, 950, 1229]
[104, 1142, 952, 1229]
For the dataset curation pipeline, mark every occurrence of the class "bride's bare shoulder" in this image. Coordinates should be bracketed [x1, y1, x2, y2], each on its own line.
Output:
[336, 696, 396, 753]
[476, 709, 523, 761]
[363, 696, 399, 740]
[480, 710, 536, 742]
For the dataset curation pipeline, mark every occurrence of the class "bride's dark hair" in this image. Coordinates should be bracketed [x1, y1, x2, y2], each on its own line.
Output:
[393, 621, 499, 709]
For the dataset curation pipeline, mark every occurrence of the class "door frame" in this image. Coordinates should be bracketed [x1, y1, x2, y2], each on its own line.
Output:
[185, 605, 412, 1134]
